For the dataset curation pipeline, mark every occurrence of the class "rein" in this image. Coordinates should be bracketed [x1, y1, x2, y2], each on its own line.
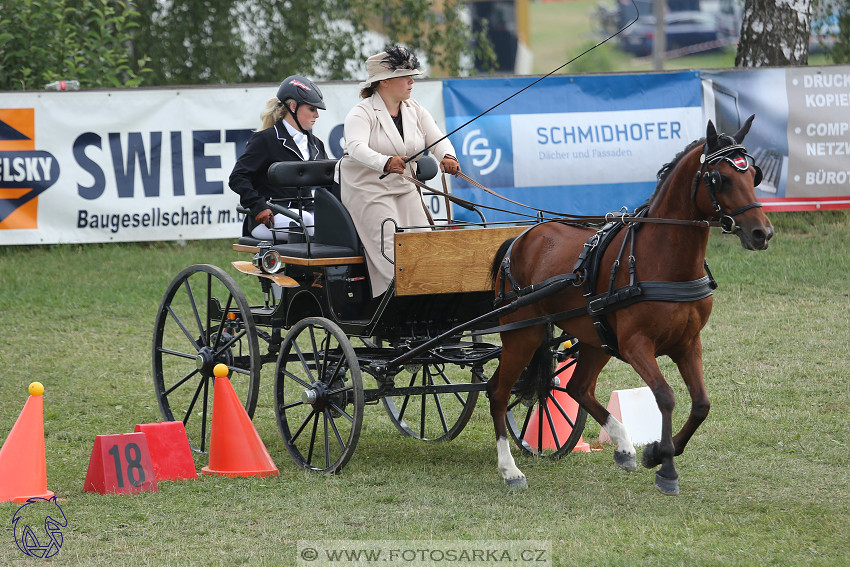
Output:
[400, 170, 724, 229]
[463, 141, 765, 356]
[399, 136, 764, 237]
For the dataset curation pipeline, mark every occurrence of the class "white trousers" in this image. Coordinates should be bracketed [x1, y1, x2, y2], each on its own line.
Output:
[251, 210, 315, 241]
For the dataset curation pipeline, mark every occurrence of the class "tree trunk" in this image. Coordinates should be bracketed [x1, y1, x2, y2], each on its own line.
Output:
[735, 0, 813, 66]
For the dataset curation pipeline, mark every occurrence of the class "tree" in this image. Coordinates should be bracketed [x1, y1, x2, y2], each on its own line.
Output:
[130, 0, 493, 86]
[0, 0, 491, 90]
[735, 0, 813, 66]
[130, 0, 370, 85]
[365, 0, 496, 76]
[830, 0, 850, 63]
[130, 0, 247, 85]
[0, 0, 149, 90]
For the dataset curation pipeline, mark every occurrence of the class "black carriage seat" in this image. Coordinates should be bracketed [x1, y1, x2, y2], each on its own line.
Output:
[236, 159, 363, 261]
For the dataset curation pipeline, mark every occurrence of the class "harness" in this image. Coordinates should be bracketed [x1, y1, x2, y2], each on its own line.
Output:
[693, 141, 764, 234]
[485, 139, 762, 360]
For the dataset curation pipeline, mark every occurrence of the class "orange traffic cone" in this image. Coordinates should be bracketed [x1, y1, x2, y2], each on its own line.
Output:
[0, 382, 54, 502]
[523, 362, 590, 453]
[201, 364, 278, 477]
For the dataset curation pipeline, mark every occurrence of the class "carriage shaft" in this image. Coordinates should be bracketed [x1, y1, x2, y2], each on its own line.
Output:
[380, 275, 576, 372]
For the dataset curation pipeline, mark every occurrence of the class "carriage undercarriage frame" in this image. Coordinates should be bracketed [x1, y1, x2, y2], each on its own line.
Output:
[152, 159, 589, 473]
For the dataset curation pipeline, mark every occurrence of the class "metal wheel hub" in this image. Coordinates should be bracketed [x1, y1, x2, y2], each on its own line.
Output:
[302, 382, 328, 410]
[195, 346, 217, 375]
[302, 378, 348, 417]
[195, 339, 234, 377]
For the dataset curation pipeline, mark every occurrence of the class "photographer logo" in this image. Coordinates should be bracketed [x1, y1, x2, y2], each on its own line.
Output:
[12, 496, 67, 559]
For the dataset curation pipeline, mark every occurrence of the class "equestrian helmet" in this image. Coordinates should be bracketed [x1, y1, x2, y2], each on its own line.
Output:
[277, 75, 326, 110]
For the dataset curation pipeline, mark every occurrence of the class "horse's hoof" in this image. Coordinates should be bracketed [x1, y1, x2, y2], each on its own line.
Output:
[614, 450, 637, 472]
[654, 472, 679, 495]
[505, 476, 528, 489]
[642, 442, 661, 469]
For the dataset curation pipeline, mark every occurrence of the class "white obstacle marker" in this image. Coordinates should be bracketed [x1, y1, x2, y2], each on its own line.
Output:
[598, 386, 662, 446]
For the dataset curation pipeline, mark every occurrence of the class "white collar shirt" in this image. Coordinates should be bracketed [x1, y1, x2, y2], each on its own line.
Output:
[283, 120, 310, 160]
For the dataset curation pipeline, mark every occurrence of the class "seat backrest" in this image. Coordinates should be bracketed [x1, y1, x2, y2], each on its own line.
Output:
[313, 187, 361, 252]
[267, 159, 338, 188]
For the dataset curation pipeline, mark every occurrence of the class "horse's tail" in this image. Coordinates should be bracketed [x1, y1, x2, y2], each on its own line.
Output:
[489, 237, 516, 287]
[515, 333, 554, 401]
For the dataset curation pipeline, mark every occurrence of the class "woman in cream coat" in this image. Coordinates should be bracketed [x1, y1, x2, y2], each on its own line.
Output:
[339, 46, 461, 298]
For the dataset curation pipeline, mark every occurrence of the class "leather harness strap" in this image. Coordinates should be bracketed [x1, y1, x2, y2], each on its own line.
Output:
[396, 140, 765, 355]
[480, 215, 717, 360]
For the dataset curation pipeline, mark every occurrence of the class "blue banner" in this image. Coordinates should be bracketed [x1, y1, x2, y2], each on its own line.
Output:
[443, 72, 703, 221]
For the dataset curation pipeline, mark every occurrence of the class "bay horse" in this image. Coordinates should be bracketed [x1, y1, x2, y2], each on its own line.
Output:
[487, 116, 773, 494]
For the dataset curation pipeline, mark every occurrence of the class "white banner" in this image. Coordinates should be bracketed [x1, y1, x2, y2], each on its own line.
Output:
[0, 80, 447, 245]
[511, 107, 700, 187]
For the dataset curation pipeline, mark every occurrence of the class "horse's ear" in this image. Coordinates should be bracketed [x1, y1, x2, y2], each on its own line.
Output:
[733, 114, 755, 143]
[706, 120, 718, 148]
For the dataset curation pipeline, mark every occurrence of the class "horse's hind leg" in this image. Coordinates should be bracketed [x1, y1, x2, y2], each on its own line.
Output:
[564, 346, 637, 472]
[488, 326, 545, 488]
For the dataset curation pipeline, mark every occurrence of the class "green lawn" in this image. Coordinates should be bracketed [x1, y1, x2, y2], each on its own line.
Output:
[0, 211, 848, 565]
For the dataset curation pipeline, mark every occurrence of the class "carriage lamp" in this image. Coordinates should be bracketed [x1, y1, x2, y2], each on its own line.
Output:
[252, 241, 283, 274]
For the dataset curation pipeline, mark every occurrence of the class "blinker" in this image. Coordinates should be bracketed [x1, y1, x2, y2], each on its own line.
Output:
[715, 152, 762, 187]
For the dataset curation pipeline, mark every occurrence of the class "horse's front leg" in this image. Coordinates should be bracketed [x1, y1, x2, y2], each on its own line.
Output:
[670, 338, 710, 456]
[640, 341, 710, 479]
[622, 348, 679, 495]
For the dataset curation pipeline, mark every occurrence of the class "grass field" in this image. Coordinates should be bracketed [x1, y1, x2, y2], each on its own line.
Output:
[0, 210, 848, 565]
[0, 6, 847, 564]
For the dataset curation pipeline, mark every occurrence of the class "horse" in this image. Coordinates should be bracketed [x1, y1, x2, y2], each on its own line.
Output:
[486, 115, 773, 494]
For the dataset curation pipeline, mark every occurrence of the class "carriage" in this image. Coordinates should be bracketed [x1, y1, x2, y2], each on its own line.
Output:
[151, 157, 588, 474]
[152, 117, 773, 493]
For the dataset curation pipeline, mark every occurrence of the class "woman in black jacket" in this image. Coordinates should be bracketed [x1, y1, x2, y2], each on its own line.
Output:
[229, 75, 328, 240]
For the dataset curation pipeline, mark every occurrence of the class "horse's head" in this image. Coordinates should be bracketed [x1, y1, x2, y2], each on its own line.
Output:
[695, 115, 774, 250]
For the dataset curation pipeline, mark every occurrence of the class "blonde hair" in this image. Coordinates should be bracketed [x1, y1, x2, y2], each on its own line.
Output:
[259, 97, 286, 130]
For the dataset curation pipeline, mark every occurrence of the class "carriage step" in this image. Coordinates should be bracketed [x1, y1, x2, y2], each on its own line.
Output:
[232, 261, 299, 287]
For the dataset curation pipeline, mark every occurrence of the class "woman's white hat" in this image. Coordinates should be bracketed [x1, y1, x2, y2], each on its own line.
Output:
[359, 46, 422, 88]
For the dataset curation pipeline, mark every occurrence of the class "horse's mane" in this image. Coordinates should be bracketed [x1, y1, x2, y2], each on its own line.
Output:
[654, 138, 704, 190]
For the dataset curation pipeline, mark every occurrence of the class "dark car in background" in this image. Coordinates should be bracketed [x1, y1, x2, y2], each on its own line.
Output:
[618, 10, 724, 56]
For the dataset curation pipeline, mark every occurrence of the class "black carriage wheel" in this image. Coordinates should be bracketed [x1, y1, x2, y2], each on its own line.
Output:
[152, 264, 261, 453]
[382, 362, 481, 442]
[505, 335, 588, 459]
[274, 317, 364, 473]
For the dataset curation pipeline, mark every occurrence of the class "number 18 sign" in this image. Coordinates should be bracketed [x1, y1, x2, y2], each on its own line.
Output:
[83, 433, 158, 494]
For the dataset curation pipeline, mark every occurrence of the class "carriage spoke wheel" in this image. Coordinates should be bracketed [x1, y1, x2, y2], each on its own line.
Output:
[274, 317, 363, 473]
[152, 264, 261, 453]
[382, 362, 481, 442]
[505, 341, 588, 459]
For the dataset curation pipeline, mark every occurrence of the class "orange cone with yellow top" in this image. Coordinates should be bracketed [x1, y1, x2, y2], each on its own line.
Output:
[201, 364, 278, 477]
[522, 358, 591, 453]
[0, 382, 54, 502]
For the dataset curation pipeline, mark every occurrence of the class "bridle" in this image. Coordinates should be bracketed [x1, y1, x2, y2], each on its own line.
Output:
[691, 141, 764, 234]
